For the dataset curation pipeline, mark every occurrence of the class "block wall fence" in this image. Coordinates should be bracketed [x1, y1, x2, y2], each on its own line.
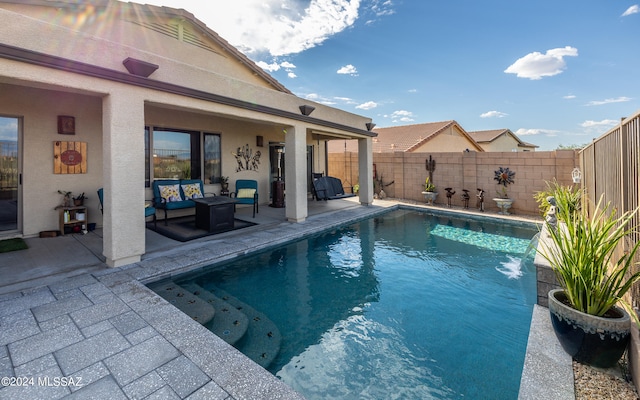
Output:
[328, 149, 580, 216]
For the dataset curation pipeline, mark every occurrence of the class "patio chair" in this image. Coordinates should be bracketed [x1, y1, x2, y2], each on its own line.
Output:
[311, 172, 323, 200]
[97, 188, 157, 229]
[312, 176, 356, 201]
[230, 179, 258, 217]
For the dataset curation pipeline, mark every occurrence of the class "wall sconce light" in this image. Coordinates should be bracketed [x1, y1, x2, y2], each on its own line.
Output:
[256, 135, 264, 147]
[571, 167, 582, 184]
[366, 122, 376, 131]
[299, 105, 315, 116]
[123, 57, 159, 77]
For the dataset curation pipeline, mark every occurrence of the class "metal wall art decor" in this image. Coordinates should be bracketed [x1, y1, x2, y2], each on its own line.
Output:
[494, 166, 515, 186]
[57, 115, 75, 135]
[232, 144, 261, 172]
[53, 141, 87, 174]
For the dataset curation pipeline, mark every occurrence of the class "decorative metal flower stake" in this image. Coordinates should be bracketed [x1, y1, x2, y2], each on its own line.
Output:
[494, 167, 515, 186]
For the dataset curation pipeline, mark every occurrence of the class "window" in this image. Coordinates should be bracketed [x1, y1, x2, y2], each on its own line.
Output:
[146, 127, 220, 185]
[204, 133, 221, 184]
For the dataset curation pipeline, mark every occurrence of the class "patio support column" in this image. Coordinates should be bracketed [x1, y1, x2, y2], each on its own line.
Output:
[102, 89, 146, 267]
[284, 124, 308, 222]
[358, 137, 374, 205]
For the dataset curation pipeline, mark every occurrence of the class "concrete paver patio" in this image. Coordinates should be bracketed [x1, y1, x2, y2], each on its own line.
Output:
[0, 199, 570, 399]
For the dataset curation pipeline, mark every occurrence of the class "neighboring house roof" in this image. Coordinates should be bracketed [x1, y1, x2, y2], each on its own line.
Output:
[468, 129, 539, 149]
[328, 120, 484, 153]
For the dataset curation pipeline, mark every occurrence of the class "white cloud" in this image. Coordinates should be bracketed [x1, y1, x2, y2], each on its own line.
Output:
[563, 94, 576, 99]
[504, 46, 578, 80]
[281, 61, 297, 69]
[622, 5, 639, 17]
[387, 110, 415, 123]
[514, 128, 559, 137]
[139, 0, 361, 57]
[480, 111, 508, 118]
[408, 89, 418, 93]
[580, 119, 619, 128]
[585, 96, 632, 106]
[337, 64, 359, 76]
[334, 96, 355, 103]
[256, 61, 281, 72]
[288, 72, 297, 78]
[356, 101, 378, 110]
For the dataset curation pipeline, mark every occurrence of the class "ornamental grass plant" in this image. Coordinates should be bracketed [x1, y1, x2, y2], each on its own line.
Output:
[539, 189, 640, 322]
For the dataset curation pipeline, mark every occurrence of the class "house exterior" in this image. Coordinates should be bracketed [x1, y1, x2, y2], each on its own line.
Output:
[0, 0, 376, 267]
[328, 120, 484, 154]
[468, 129, 538, 152]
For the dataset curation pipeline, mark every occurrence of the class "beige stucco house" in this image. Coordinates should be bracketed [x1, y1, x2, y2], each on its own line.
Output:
[468, 129, 538, 152]
[0, 0, 376, 267]
[328, 120, 484, 154]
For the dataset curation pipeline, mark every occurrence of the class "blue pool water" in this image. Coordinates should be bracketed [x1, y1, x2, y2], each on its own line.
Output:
[176, 209, 538, 399]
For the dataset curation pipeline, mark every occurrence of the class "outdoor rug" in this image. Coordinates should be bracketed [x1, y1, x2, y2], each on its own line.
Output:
[148, 216, 257, 242]
[0, 238, 28, 253]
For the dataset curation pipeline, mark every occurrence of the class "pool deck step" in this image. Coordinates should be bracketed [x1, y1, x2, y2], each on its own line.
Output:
[147, 280, 215, 325]
[180, 282, 249, 346]
[207, 286, 282, 369]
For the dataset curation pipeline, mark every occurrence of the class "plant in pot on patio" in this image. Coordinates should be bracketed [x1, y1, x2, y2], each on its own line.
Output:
[421, 177, 438, 205]
[492, 167, 515, 214]
[538, 189, 640, 369]
[220, 176, 229, 191]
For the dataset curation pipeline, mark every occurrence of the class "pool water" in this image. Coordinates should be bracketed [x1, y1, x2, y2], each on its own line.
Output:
[176, 209, 538, 399]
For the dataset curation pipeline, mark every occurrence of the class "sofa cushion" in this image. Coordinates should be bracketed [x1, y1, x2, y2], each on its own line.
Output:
[181, 183, 204, 199]
[159, 184, 182, 202]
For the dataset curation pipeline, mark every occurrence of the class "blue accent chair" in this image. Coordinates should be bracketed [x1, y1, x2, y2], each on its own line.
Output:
[97, 188, 157, 229]
[230, 179, 258, 217]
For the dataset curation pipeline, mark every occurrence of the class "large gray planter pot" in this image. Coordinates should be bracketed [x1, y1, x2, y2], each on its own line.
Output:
[421, 191, 438, 205]
[548, 289, 630, 368]
[492, 198, 513, 215]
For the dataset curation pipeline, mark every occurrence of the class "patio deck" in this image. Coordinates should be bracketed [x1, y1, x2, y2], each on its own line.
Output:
[0, 198, 571, 399]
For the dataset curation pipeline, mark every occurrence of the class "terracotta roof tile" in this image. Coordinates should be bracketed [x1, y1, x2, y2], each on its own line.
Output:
[328, 120, 483, 153]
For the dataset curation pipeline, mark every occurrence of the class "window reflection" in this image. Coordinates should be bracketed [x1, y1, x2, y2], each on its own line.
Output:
[146, 128, 220, 184]
[153, 129, 193, 180]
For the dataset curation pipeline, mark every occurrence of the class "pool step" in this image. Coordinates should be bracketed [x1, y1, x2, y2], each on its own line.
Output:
[205, 285, 282, 369]
[147, 281, 215, 325]
[180, 282, 248, 346]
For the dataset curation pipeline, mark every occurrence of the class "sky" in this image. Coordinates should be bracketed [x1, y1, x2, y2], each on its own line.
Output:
[135, 0, 640, 150]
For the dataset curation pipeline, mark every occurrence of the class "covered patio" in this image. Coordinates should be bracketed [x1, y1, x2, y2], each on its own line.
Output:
[0, 1, 376, 269]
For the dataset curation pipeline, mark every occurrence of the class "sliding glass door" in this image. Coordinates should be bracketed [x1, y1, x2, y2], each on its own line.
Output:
[0, 116, 19, 232]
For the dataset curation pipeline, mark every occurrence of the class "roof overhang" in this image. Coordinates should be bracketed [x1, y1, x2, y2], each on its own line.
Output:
[0, 42, 375, 137]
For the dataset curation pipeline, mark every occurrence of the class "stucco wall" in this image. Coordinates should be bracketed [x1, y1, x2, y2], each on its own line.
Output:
[413, 128, 479, 153]
[329, 149, 579, 216]
[480, 134, 521, 152]
[0, 83, 103, 235]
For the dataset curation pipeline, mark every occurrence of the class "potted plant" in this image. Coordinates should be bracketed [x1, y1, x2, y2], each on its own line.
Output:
[57, 190, 73, 207]
[538, 189, 640, 368]
[73, 192, 87, 206]
[421, 177, 438, 205]
[220, 176, 229, 191]
[492, 167, 515, 214]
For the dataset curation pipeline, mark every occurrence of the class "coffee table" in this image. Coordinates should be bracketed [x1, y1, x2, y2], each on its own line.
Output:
[194, 196, 237, 232]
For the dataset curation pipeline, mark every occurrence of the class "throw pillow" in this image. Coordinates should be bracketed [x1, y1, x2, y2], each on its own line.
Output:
[181, 183, 204, 199]
[236, 188, 256, 199]
[159, 184, 182, 202]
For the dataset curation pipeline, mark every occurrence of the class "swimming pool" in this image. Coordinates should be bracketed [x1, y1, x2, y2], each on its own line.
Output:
[163, 209, 538, 399]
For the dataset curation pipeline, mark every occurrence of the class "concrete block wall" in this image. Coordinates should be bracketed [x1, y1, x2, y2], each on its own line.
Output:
[329, 149, 579, 216]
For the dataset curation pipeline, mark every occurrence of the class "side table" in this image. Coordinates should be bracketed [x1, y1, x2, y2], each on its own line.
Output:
[59, 205, 88, 235]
